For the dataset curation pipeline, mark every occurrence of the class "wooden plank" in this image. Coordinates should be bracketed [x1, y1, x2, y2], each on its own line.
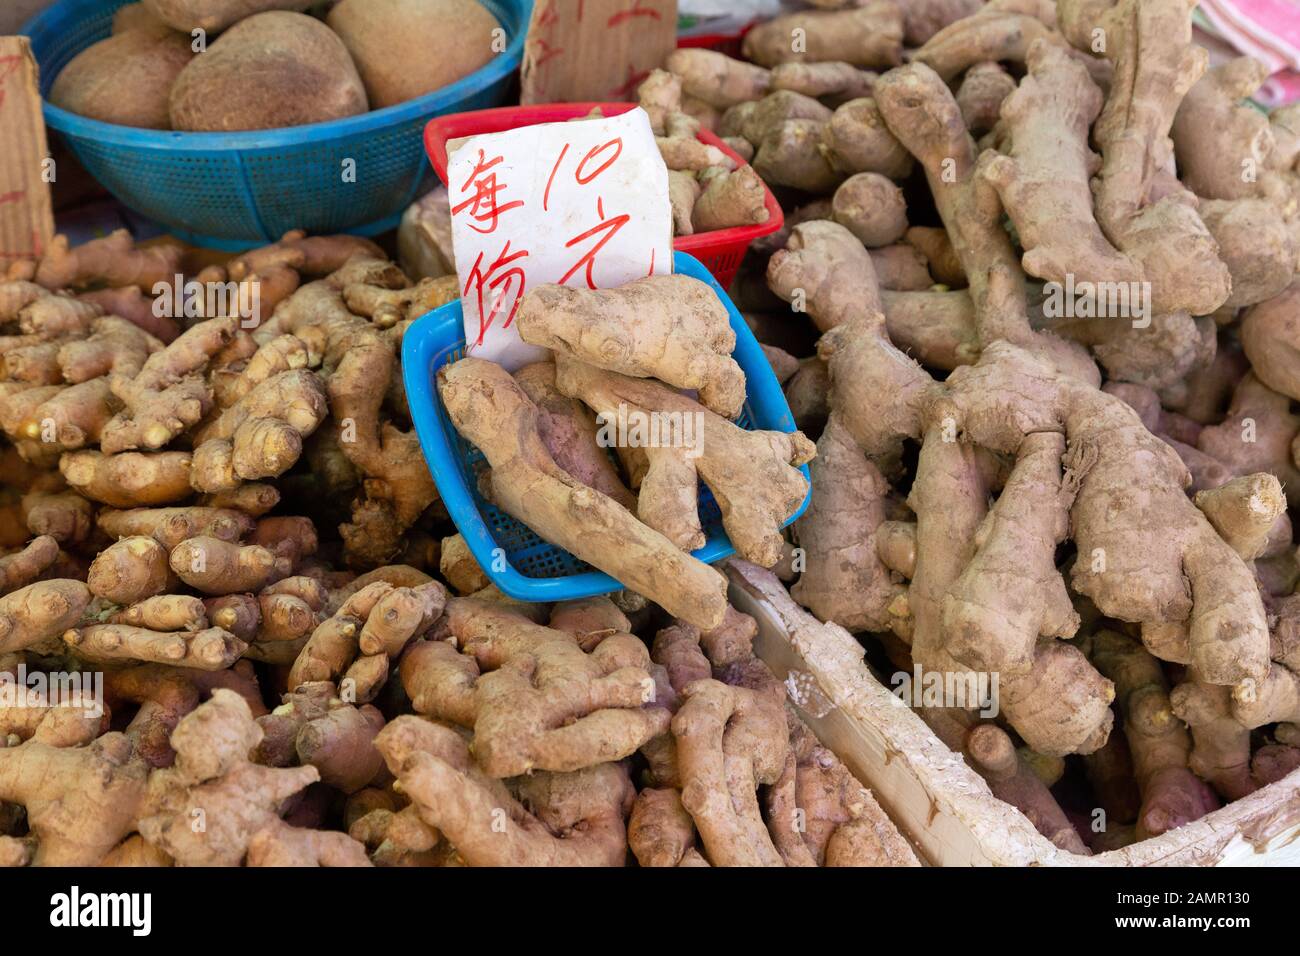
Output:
[0, 36, 54, 268]
[726, 559, 1059, 867]
[520, 0, 678, 105]
[1094, 779, 1300, 867]
[726, 559, 1300, 867]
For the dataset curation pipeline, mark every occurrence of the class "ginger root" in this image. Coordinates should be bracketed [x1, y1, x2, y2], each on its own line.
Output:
[438, 357, 729, 629]
[743, 2, 904, 69]
[33, 230, 183, 292]
[0, 732, 146, 865]
[673, 678, 787, 866]
[403, 599, 668, 777]
[375, 716, 635, 867]
[517, 275, 746, 419]
[556, 357, 813, 568]
[1086, 630, 1220, 839]
[138, 690, 358, 866]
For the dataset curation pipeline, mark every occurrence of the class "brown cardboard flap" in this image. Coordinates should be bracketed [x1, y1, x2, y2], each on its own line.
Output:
[0, 2, 56, 37]
[0, 36, 54, 265]
[521, 0, 678, 105]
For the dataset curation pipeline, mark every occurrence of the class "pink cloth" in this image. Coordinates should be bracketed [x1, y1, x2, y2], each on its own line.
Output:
[1200, 0, 1300, 105]
[1262, 70, 1300, 105]
[1200, 0, 1300, 69]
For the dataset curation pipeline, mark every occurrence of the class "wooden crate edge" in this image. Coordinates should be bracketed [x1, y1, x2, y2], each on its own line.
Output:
[725, 560, 1300, 867]
[1089, 771, 1300, 866]
[725, 559, 1064, 867]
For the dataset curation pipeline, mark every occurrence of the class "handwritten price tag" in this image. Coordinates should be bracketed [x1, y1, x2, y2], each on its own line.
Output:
[447, 108, 671, 369]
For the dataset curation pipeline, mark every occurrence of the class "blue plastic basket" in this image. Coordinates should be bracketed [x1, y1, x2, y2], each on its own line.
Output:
[22, 0, 531, 250]
[402, 253, 812, 604]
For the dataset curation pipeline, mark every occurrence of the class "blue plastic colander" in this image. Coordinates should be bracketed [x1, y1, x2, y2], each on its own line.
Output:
[402, 252, 813, 603]
[22, 0, 531, 250]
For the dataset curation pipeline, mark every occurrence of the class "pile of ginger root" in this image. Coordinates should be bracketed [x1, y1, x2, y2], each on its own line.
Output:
[655, 0, 1300, 854]
[9, 0, 1300, 865]
[0, 222, 914, 866]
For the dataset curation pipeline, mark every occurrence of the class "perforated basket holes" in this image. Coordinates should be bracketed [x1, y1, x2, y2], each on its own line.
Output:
[429, 340, 587, 580]
[243, 123, 430, 238]
[33, 3, 114, 92]
[693, 243, 748, 288]
[429, 332, 766, 580]
[68, 142, 265, 239]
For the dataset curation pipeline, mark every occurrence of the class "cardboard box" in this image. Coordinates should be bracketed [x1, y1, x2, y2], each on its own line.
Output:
[521, 0, 678, 105]
[0, 36, 54, 266]
[0, 0, 55, 37]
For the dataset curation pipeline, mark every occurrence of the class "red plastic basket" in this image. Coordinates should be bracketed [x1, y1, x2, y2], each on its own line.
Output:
[423, 102, 783, 290]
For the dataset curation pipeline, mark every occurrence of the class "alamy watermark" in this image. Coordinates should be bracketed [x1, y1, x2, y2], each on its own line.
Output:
[890, 663, 1000, 718]
[50, 887, 150, 936]
[595, 403, 705, 458]
[152, 274, 261, 328]
[1042, 273, 1152, 329]
[0, 665, 103, 719]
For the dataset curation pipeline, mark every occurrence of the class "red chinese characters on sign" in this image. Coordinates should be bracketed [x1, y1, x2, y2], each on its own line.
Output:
[0, 55, 22, 111]
[523, 0, 674, 104]
[543, 137, 651, 288]
[612, 63, 653, 100]
[453, 148, 530, 347]
[608, 0, 662, 26]
[452, 149, 525, 235]
[464, 241, 529, 348]
[447, 108, 671, 368]
[529, 0, 565, 82]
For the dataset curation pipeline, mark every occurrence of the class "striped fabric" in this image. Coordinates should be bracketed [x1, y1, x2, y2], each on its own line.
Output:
[1197, 0, 1300, 106]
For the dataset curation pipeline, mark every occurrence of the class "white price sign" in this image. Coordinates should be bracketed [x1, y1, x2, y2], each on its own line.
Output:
[446, 107, 672, 369]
